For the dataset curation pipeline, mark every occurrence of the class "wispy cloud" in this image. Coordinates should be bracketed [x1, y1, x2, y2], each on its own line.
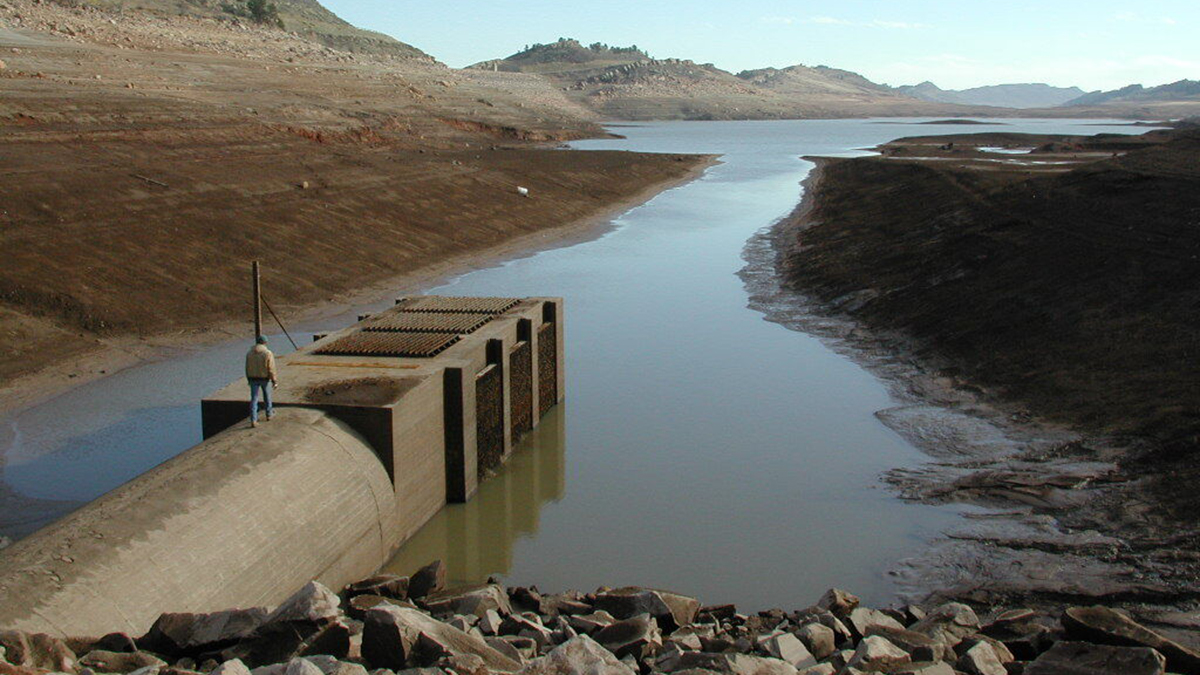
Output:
[1113, 11, 1178, 25]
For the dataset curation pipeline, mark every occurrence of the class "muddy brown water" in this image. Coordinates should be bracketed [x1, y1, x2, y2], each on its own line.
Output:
[0, 118, 1157, 608]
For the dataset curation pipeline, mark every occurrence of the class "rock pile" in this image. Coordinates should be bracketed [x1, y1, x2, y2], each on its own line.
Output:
[3, 561, 1200, 675]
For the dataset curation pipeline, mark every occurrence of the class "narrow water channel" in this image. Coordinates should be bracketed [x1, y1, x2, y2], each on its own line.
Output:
[0, 118, 1151, 608]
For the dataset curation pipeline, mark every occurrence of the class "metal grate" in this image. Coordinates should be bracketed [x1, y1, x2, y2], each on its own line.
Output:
[315, 331, 461, 358]
[363, 312, 493, 335]
[399, 296, 520, 315]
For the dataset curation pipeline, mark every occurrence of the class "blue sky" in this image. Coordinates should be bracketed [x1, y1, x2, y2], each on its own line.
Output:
[322, 0, 1198, 91]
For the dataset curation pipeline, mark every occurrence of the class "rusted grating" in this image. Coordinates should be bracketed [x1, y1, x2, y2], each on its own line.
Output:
[315, 331, 461, 358]
[399, 296, 520, 315]
[363, 312, 493, 335]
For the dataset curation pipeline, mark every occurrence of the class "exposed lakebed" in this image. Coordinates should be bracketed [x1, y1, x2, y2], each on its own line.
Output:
[0, 118, 1153, 609]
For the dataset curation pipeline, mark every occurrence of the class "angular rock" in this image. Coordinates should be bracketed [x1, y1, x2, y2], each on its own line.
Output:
[759, 634, 815, 670]
[350, 596, 407, 621]
[889, 663, 954, 675]
[268, 583, 343, 625]
[594, 588, 700, 632]
[0, 663, 43, 675]
[592, 615, 662, 660]
[284, 659, 325, 675]
[394, 670, 441, 675]
[361, 605, 520, 672]
[433, 653, 487, 675]
[567, 612, 616, 637]
[846, 609, 904, 641]
[211, 659, 253, 675]
[347, 577, 410, 601]
[815, 590, 859, 619]
[0, 631, 77, 672]
[794, 623, 835, 661]
[538, 596, 593, 618]
[95, 633, 139, 654]
[79, 650, 167, 674]
[674, 653, 796, 675]
[424, 586, 512, 620]
[842, 636, 909, 672]
[408, 562, 447, 600]
[795, 666, 834, 675]
[484, 639, 523, 665]
[519, 635, 635, 675]
[863, 625, 944, 662]
[956, 641, 1006, 675]
[224, 620, 351, 667]
[479, 610, 505, 637]
[142, 609, 270, 657]
[1025, 641, 1167, 675]
[908, 603, 979, 649]
[980, 610, 1057, 661]
[501, 616, 553, 649]
[1062, 606, 1200, 674]
[957, 636, 1013, 664]
[699, 606, 737, 622]
[500, 637, 538, 662]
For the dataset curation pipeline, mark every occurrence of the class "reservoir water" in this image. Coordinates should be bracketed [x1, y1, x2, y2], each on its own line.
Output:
[0, 118, 1154, 608]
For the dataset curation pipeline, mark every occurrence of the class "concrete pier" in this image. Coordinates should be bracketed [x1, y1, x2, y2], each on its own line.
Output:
[0, 296, 564, 636]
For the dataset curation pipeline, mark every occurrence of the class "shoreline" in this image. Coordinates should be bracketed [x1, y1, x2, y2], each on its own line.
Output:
[0, 155, 718, 424]
[741, 158, 1200, 637]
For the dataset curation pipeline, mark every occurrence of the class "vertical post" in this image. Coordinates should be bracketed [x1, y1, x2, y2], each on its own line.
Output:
[252, 260, 262, 339]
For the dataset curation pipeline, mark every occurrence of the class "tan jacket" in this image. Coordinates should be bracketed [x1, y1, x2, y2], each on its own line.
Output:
[245, 344, 278, 383]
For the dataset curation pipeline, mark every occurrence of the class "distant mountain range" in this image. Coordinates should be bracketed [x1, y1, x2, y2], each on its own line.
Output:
[1064, 80, 1200, 106]
[893, 82, 1087, 109]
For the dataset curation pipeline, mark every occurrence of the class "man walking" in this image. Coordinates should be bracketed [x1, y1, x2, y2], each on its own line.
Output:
[245, 335, 279, 427]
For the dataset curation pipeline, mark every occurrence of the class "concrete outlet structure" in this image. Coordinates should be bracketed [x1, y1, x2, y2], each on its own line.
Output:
[0, 296, 564, 636]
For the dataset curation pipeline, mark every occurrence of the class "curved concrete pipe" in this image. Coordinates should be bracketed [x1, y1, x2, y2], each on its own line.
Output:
[0, 408, 398, 637]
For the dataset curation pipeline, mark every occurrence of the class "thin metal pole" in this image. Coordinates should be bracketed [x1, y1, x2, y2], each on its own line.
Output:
[252, 260, 262, 339]
[261, 296, 299, 351]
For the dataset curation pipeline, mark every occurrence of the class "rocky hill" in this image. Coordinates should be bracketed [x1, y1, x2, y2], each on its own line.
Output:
[470, 38, 649, 74]
[895, 81, 1086, 109]
[474, 40, 1007, 120]
[1065, 79, 1200, 106]
[46, 0, 432, 58]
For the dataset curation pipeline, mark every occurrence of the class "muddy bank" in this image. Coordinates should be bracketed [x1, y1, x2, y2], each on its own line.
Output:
[744, 127, 1200, 628]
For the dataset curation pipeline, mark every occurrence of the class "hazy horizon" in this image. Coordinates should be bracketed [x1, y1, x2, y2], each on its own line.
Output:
[323, 0, 1197, 91]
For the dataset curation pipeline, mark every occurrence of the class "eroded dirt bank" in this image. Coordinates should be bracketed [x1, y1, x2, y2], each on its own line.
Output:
[751, 125, 1200, 640]
[0, 9, 713, 411]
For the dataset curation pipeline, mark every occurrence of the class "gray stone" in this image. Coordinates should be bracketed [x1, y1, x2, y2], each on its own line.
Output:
[889, 664, 954, 675]
[212, 659, 253, 675]
[500, 637, 538, 661]
[760, 634, 815, 669]
[594, 588, 700, 631]
[225, 619, 351, 666]
[592, 615, 662, 660]
[863, 625, 945, 662]
[1062, 606, 1200, 674]
[484, 638, 524, 665]
[284, 659, 325, 675]
[845, 609, 904, 640]
[362, 606, 520, 672]
[794, 624, 835, 661]
[1025, 641, 1167, 675]
[479, 611, 504, 636]
[143, 609, 270, 656]
[957, 641, 1006, 675]
[567, 612, 616, 637]
[408, 562, 447, 600]
[425, 586, 512, 620]
[796, 666, 835, 675]
[394, 670, 441, 675]
[433, 653, 487, 675]
[519, 636, 635, 675]
[815, 590, 859, 619]
[843, 636, 910, 672]
[908, 603, 979, 649]
[79, 650, 167, 674]
[674, 653, 796, 675]
[269, 582, 342, 625]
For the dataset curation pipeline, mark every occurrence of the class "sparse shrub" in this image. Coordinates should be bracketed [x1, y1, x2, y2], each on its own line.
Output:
[222, 0, 283, 28]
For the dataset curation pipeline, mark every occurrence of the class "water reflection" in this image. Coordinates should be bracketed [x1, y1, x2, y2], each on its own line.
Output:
[382, 405, 567, 585]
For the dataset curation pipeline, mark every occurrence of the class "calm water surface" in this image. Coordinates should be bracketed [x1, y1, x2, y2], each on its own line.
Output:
[0, 118, 1153, 608]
